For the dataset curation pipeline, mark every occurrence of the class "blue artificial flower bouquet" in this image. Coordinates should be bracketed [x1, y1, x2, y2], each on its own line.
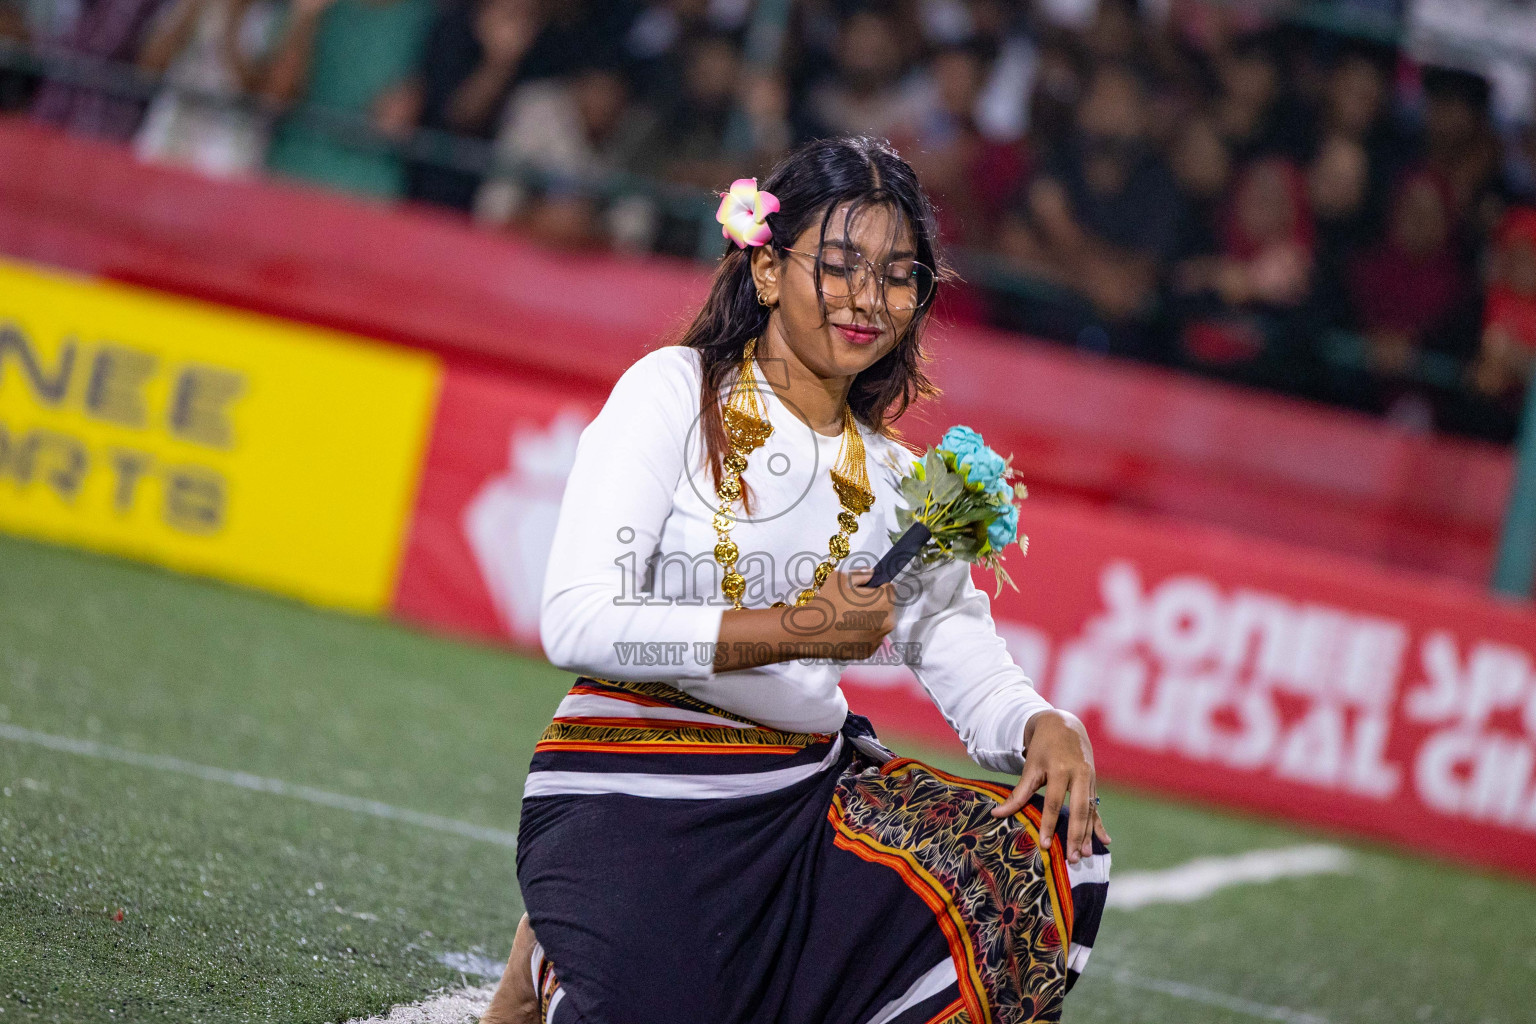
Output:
[862, 425, 1028, 596]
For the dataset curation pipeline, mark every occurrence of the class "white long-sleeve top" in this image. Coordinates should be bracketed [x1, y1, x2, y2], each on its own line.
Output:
[538, 344, 1054, 774]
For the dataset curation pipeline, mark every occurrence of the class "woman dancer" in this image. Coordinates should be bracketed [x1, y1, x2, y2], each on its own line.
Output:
[483, 135, 1110, 1024]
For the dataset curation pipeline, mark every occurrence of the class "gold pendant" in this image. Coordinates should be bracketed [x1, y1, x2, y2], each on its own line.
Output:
[723, 406, 773, 453]
[830, 470, 875, 516]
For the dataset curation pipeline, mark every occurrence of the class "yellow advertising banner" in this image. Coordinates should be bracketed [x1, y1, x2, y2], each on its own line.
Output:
[0, 259, 441, 613]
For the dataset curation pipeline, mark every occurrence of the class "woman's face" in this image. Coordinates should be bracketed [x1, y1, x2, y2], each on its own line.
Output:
[751, 201, 918, 382]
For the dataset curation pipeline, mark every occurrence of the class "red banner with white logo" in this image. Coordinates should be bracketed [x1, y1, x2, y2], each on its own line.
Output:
[395, 366, 1536, 878]
[392, 364, 601, 645]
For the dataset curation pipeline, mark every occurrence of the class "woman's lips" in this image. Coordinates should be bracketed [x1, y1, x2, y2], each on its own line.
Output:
[834, 324, 880, 344]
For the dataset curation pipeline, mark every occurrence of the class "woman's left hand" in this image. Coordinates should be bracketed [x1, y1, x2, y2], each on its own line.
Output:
[990, 709, 1111, 864]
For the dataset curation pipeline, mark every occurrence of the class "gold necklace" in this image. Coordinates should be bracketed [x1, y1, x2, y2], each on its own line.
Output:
[713, 337, 875, 610]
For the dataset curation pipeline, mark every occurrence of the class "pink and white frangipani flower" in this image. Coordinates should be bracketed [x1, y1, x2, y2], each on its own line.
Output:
[715, 177, 780, 248]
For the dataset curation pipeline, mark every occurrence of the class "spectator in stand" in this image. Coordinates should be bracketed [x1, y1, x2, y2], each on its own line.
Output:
[1316, 41, 1391, 141]
[1168, 114, 1233, 261]
[1210, 29, 1308, 163]
[474, 54, 658, 252]
[631, 27, 789, 257]
[1418, 66, 1506, 255]
[632, 28, 743, 192]
[622, 0, 748, 108]
[132, 0, 283, 177]
[261, 0, 434, 200]
[1020, 27, 1087, 164]
[1473, 206, 1536, 403]
[1307, 133, 1372, 328]
[402, 0, 598, 212]
[1219, 157, 1316, 308]
[28, 0, 167, 142]
[0, 0, 38, 110]
[799, 4, 926, 145]
[1312, 40, 1401, 227]
[1347, 169, 1469, 379]
[1403, 70, 1515, 435]
[400, 0, 546, 210]
[1173, 156, 1314, 372]
[900, 33, 1027, 325]
[964, 0, 1038, 147]
[904, 35, 1028, 250]
[995, 62, 1182, 356]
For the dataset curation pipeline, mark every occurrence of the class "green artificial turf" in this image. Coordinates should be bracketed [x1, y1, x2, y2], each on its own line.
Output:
[2, 534, 1534, 1023]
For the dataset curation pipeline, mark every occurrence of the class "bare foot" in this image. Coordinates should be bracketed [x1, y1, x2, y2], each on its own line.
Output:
[479, 914, 539, 1024]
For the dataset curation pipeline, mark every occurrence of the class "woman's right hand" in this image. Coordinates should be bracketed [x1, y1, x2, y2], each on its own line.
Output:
[786, 567, 896, 661]
[713, 568, 896, 673]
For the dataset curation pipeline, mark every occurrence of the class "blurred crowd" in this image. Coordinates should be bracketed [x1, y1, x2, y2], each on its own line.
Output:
[2, 0, 1535, 441]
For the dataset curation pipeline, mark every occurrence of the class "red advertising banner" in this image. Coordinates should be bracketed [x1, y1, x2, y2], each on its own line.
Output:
[392, 364, 601, 644]
[397, 367, 1536, 878]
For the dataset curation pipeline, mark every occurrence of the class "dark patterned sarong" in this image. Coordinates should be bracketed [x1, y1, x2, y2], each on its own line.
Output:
[516, 677, 1109, 1024]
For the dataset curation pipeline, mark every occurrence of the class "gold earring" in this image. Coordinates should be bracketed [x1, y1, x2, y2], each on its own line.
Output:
[757, 292, 772, 307]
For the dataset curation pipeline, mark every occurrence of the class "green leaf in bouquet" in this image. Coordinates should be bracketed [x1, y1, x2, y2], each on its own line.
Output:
[949, 533, 982, 560]
[899, 474, 927, 508]
[931, 465, 963, 504]
[948, 502, 997, 527]
[922, 449, 946, 486]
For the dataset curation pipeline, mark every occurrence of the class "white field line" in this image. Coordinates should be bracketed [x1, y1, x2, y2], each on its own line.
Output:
[439, 953, 508, 978]
[340, 983, 497, 1024]
[1107, 969, 1330, 1024]
[0, 722, 519, 849]
[1107, 844, 1352, 911]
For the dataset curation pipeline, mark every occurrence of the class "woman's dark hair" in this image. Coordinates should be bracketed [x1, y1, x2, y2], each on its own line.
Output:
[670, 135, 955, 513]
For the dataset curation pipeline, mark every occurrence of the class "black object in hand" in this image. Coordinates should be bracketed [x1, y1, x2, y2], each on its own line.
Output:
[858, 522, 932, 588]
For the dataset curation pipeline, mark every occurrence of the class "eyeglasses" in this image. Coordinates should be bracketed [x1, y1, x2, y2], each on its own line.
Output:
[780, 245, 936, 311]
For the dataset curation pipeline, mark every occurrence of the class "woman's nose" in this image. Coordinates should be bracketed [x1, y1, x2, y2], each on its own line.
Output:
[852, 262, 884, 312]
